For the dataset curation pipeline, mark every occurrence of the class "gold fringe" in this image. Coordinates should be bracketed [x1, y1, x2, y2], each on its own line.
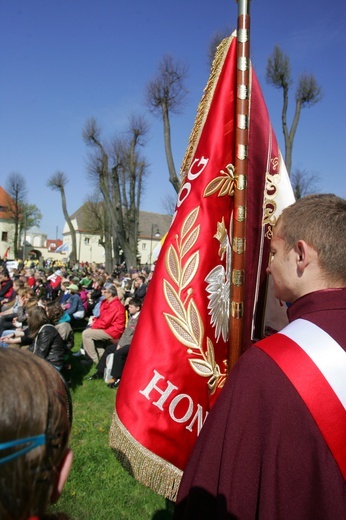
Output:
[180, 32, 236, 184]
[109, 409, 183, 502]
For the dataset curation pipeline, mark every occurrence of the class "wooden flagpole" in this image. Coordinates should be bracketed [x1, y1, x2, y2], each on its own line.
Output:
[228, 0, 251, 371]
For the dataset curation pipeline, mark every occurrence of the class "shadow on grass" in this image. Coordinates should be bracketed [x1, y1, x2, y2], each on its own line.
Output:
[112, 448, 175, 520]
[151, 499, 174, 519]
[61, 332, 95, 390]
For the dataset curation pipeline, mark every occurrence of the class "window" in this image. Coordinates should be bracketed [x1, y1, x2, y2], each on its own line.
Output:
[84, 237, 90, 245]
[142, 243, 147, 250]
[1, 232, 8, 242]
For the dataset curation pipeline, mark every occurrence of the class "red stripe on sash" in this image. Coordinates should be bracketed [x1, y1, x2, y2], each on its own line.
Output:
[256, 333, 346, 481]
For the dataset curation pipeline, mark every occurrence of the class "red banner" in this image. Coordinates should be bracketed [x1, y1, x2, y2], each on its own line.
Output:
[109, 35, 294, 500]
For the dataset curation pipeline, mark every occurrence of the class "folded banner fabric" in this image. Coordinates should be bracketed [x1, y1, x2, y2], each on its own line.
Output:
[109, 34, 294, 501]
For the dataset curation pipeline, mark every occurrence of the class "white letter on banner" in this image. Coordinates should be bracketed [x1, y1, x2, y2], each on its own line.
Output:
[169, 394, 194, 423]
[177, 183, 191, 208]
[139, 370, 178, 411]
[188, 156, 209, 180]
[185, 405, 209, 435]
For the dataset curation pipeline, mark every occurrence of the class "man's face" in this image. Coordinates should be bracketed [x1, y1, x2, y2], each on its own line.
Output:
[128, 303, 140, 315]
[103, 288, 112, 300]
[266, 226, 299, 303]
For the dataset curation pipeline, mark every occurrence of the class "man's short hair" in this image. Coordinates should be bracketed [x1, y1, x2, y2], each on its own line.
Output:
[107, 285, 118, 298]
[128, 297, 142, 309]
[277, 193, 346, 284]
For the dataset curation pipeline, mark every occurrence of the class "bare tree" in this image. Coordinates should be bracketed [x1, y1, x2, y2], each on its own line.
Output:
[4, 173, 42, 259]
[146, 54, 189, 194]
[290, 167, 320, 200]
[5, 173, 28, 258]
[47, 171, 78, 263]
[266, 45, 323, 175]
[83, 114, 149, 270]
[160, 193, 176, 217]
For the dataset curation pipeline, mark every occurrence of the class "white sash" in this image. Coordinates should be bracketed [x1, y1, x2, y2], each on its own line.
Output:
[280, 319, 346, 409]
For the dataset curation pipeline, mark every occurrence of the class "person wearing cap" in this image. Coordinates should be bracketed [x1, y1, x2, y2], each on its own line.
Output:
[62, 284, 85, 320]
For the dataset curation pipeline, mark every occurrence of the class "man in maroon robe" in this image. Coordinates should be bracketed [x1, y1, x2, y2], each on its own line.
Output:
[174, 194, 346, 519]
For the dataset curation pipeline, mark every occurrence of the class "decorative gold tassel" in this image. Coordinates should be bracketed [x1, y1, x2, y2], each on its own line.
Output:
[109, 410, 183, 502]
[180, 33, 236, 183]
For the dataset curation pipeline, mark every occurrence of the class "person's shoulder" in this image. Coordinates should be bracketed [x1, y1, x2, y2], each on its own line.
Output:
[231, 341, 283, 386]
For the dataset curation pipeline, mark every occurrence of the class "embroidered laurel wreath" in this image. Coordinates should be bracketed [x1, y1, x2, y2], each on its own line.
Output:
[163, 207, 226, 393]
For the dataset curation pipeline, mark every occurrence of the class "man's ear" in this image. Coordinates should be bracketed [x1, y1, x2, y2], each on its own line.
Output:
[296, 240, 311, 272]
[51, 449, 73, 504]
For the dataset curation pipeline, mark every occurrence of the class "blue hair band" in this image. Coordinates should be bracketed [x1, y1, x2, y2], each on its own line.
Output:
[0, 434, 46, 465]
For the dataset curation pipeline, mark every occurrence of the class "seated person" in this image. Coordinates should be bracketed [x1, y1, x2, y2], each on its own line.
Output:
[87, 276, 105, 314]
[34, 277, 48, 301]
[0, 278, 24, 312]
[46, 301, 74, 351]
[0, 297, 38, 348]
[80, 272, 93, 290]
[78, 284, 89, 316]
[59, 281, 71, 305]
[124, 274, 147, 305]
[0, 348, 73, 520]
[27, 306, 67, 371]
[133, 274, 147, 302]
[86, 297, 141, 384]
[82, 285, 125, 364]
[0, 287, 34, 337]
[0, 268, 13, 303]
[62, 284, 85, 320]
[46, 269, 63, 300]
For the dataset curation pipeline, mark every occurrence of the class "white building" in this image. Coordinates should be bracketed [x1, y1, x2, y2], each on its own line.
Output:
[61, 203, 172, 265]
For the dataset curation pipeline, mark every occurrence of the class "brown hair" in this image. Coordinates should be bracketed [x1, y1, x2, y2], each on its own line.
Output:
[25, 297, 39, 312]
[0, 349, 71, 519]
[46, 301, 64, 326]
[277, 193, 346, 284]
[27, 306, 51, 338]
[13, 280, 25, 290]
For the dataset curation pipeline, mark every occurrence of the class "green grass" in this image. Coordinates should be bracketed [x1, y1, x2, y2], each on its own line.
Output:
[49, 333, 174, 520]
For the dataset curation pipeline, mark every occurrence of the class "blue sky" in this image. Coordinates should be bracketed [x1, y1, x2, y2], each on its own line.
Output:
[1, 0, 345, 239]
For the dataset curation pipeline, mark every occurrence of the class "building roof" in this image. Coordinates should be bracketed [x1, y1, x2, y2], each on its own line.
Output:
[0, 185, 13, 220]
[68, 202, 172, 238]
[137, 211, 172, 239]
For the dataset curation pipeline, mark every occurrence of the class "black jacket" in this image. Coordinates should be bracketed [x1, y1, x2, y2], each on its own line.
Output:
[29, 324, 67, 368]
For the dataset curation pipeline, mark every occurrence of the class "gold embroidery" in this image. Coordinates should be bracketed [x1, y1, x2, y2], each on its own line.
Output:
[163, 207, 226, 393]
[262, 169, 280, 228]
[203, 163, 236, 198]
[180, 34, 236, 183]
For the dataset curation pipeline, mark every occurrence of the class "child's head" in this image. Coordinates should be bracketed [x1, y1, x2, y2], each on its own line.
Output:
[0, 349, 73, 519]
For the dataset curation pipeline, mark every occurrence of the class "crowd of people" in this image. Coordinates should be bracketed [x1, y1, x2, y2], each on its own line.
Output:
[0, 258, 152, 519]
[0, 193, 345, 519]
[0, 262, 151, 382]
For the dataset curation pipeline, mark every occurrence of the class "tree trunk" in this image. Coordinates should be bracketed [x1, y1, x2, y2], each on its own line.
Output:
[60, 187, 78, 262]
[162, 103, 181, 193]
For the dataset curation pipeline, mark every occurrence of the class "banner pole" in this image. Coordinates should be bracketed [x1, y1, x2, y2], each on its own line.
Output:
[228, 0, 251, 371]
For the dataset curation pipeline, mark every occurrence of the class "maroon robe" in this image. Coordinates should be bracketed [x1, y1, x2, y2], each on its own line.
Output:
[174, 289, 346, 519]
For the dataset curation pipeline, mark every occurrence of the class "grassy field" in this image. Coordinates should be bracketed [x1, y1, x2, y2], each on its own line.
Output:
[49, 333, 174, 520]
